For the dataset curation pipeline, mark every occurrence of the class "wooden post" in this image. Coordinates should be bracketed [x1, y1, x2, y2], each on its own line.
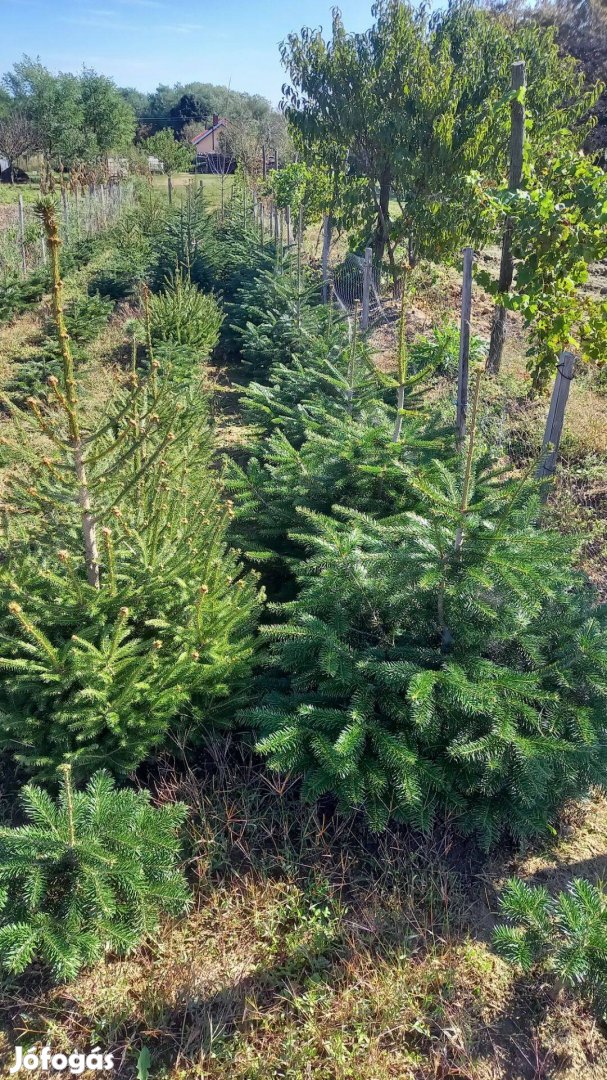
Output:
[486, 60, 526, 375]
[297, 204, 304, 292]
[260, 204, 265, 247]
[61, 187, 69, 240]
[456, 247, 474, 447]
[321, 214, 331, 303]
[361, 246, 372, 331]
[285, 205, 291, 246]
[536, 351, 576, 483]
[17, 194, 27, 276]
[167, 173, 173, 205]
[262, 144, 267, 181]
[74, 187, 80, 238]
[274, 205, 279, 244]
[296, 204, 304, 330]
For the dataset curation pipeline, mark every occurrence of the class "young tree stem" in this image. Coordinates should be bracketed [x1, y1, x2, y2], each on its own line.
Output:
[40, 201, 100, 588]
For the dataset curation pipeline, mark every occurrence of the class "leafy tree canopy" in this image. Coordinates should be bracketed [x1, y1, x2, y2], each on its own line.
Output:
[281, 0, 591, 268]
[485, 0, 607, 152]
[1, 55, 136, 169]
[143, 127, 194, 174]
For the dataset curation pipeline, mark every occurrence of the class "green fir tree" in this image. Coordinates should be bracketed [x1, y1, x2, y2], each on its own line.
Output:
[0, 766, 190, 982]
[252, 371, 607, 844]
[0, 197, 260, 780]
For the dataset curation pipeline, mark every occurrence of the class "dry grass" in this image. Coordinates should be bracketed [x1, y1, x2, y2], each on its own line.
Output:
[150, 173, 234, 215]
[2, 747, 607, 1079]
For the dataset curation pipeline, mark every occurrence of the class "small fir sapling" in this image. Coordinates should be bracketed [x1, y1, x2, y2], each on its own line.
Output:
[5, 293, 115, 405]
[147, 269, 223, 352]
[227, 288, 447, 567]
[494, 876, 607, 1009]
[0, 765, 190, 982]
[150, 182, 216, 292]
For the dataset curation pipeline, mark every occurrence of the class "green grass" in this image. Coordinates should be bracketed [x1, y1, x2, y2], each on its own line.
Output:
[150, 171, 234, 214]
[0, 182, 42, 206]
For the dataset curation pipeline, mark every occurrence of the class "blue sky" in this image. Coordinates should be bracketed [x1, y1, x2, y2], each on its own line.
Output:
[0, 0, 377, 104]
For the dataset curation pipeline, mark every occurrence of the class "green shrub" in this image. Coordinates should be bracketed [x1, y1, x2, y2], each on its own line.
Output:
[228, 304, 447, 567]
[0, 767, 190, 982]
[52, 293, 114, 345]
[148, 270, 223, 355]
[0, 269, 48, 323]
[494, 877, 607, 1009]
[0, 377, 260, 779]
[227, 407, 443, 567]
[3, 355, 64, 406]
[87, 269, 139, 303]
[4, 293, 114, 405]
[151, 184, 216, 292]
[240, 315, 383, 445]
[226, 263, 326, 376]
[409, 322, 487, 379]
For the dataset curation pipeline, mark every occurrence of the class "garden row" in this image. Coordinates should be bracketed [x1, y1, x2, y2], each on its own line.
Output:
[0, 180, 605, 1007]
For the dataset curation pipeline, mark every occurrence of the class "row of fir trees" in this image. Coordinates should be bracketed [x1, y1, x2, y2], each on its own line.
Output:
[0, 180, 606, 986]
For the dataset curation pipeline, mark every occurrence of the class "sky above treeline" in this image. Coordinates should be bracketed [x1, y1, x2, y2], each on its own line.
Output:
[0, 0, 381, 105]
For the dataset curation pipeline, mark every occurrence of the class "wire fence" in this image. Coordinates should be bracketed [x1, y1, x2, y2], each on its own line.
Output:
[331, 252, 387, 328]
[0, 182, 136, 281]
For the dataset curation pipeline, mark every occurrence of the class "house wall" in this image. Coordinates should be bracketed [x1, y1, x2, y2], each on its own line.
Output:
[193, 121, 227, 156]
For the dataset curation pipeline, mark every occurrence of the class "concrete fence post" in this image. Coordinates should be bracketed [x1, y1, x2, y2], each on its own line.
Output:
[536, 351, 576, 484]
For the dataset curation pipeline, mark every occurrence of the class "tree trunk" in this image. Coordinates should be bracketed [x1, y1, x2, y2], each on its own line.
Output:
[486, 61, 526, 375]
[40, 202, 100, 588]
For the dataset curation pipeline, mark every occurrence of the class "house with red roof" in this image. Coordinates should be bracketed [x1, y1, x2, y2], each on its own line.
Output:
[191, 115, 235, 174]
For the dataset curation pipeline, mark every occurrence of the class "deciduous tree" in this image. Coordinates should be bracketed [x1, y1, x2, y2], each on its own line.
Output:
[0, 110, 38, 182]
[281, 1, 590, 272]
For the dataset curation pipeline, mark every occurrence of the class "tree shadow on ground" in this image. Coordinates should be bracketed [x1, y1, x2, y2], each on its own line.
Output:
[2, 743, 607, 1079]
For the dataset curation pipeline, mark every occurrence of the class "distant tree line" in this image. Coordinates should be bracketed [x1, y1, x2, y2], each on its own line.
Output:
[0, 56, 136, 183]
[118, 80, 290, 166]
[0, 60, 291, 185]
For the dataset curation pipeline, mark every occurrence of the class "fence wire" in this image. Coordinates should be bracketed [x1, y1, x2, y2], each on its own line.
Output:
[330, 252, 387, 328]
[0, 182, 135, 280]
